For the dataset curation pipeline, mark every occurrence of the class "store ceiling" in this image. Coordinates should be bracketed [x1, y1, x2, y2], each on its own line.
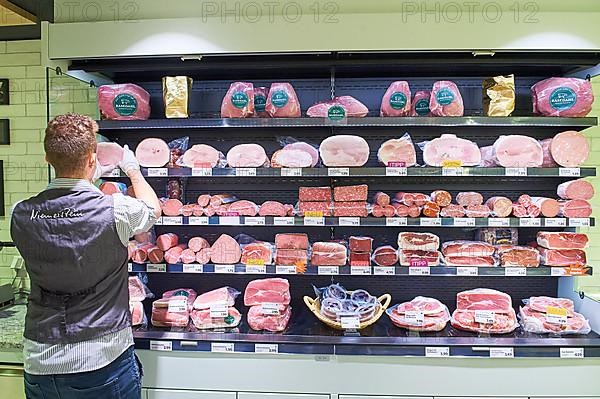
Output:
[0, 1, 36, 26]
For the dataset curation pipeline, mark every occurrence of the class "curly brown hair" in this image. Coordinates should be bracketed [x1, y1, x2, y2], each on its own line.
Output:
[44, 113, 98, 175]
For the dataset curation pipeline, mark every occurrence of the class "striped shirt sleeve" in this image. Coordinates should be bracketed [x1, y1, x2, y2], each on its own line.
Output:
[112, 194, 158, 246]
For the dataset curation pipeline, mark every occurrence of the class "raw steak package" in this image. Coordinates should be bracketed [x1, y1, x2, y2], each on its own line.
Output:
[275, 233, 309, 250]
[320, 135, 370, 167]
[247, 304, 291, 332]
[411, 90, 432, 116]
[451, 288, 518, 334]
[372, 246, 398, 266]
[476, 228, 519, 245]
[307, 96, 369, 118]
[429, 80, 464, 116]
[193, 287, 241, 310]
[377, 134, 417, 167]
[191, 307, 242, 330]
[421, 134, 481, 166]
[387, 297, 450, 332]
[244, 278, 291, 306]
[380, 81, 411, 117]
[98, 84, 151, 120]
[532, 77, 594, 117]
[519, 304, 590, 335]
[163, 76, 193, 118]
[266, 83, 301, 118]
[537, 232, 588, 250]
[456, 288, 512, 313]
[451, 308, 519, 334]
[483, 75, 515, 117]
[128, 276, 152, 302]
[221, 82, 255, 118]
[151, 288, 197, 328]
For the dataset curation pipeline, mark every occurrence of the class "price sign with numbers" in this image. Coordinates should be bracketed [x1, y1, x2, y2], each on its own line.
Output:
[150, 341, 172, 352]
[505, 267, 526, 276]
[425, 347, 450, 358]
[489, 347, 514, 358]
[386, 217, 407, 226]
[409, 266, 430, 276]
[456, 267, 478, 276]
[276, 265, 297, 275]
[210, 303, 229, 318]
[245, 217, 266, 226]
[545, 218, 566, 227]
[374, 267, 395, 275]
[211, 343, 234, 353]
[147, 264, 167, 273]
[189, 217, 209, 225]
[350, 265, 371, 275]
[560, 348, 584, 358]
[214, 264, 235, 274]
[328, 168, 350, 177]
[304, 217, 325, 226]
[274, 217, 295, 226]
[318, 266, 339, 275]
[148, 168, 168, 177]
[341, 316, 360, 330]
[255, 344, 279, 354]
[192, 168, 213, 177]
[475, 310, 495, 324]
[442, 167, 464, 176]
[559, 168, 580, 177]
[161, 216, 182, 225]
[488, 218, 510, 227]
[453, 218, 475, 227]
[182, 264, 203, 273]
[505, 168, 527, 177]
[520, 218, 541, 227]
[281, 168, 302, 177]
[339, 217, 360, 226]
[420, 218, 441, 227]
[236, 168, 257, 177]
[386, 167, 408, 176]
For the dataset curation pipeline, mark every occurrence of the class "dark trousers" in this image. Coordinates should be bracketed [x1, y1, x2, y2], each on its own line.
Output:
[24, 346, 142, 399]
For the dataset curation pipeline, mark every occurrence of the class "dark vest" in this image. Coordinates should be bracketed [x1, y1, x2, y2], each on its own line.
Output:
[11, 187, 130, 344]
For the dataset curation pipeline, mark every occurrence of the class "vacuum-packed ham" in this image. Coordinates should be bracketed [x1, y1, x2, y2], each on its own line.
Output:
[485, 196, 513, 218]
[442, 241, 495, 257]
[147, 246, 164, 264]
[528, 296, 574, 313]
[349, 236, 373, 253]
[451, 309, 518, 334]
[193, 287, 240, 310]
[210, 234, 242, 264]
[299, 186, 332, 202]
[164, 244, 186, 264]
[320, 135, 370, 167]
[151, 288, 197, 328]
[443, 255, 496, 267]
[483, 135, 543, 168]
[465, 204, 491, 218]
[180, 248, 197, 264]
[191, 307, 242, 330]
[210, 194, 237, 207]
[157, 233, 179, 251]
[393, 203, 410, 217]
[394, 192, 430, 207]
[539, 138, 558, 167]
[307, 96, 369, 118]
[537, 232, 588, 250]
[380, 81, 411, 117]
[557, 179, 595, 200]
[299, 201, 332, 216]
[265, 83, 301, 118]
[162, 199, 183, 216]
[275, 249, 308, 266]
[135, 138, 170, 167]
[530, 197, 560, 218]
[518, 194, 532, 208]
[387, 297, 450, 332]
[539, 248, 586, 267]
[228, 200, 259, 216]
[131, 243, 151, 263]
[497, 246, 540, 267]
[456, 288, 513, 313]
[532, 77, 594, 117]
[512, 203, 527, 218]
[253, 86, 269, 117]
[334, 185, 368, 202]
[275, 233, 309, 250]
[187, 237, 209, 253]
[430, 81, 464, 116]
[221, 82, 254, 118]
[372, 204, 396, 217]
[258, 201, 287, 217]
[372, 246, 398, 266]
[430, 190, 452, 207]
[399, 250, 439, 266]
[519, 305, 590, 335]
[196, 248, 211, 264]
[398, 232, 439, 251]
[422, 134, 481, 166]
[411, 90, 432, 116]
[97, 142, 123, 166]
[244, 278, 291, 306]
[241, 242, 273, 265]
[247, 304, 291, 332]
[550, 130, 590, 167]
[271, 149, 313, 168]
[440, 204, 466, 218]
[407, 203, 421, 217]
[456, 192, 484, 207]
[226, 144, 269, 167]
[311, 242, 347, 266]
[181, 144, 223, 168]
[98, 84, 151, 120]
[284, 142, 320, 167]
[559, 199, 592, 218]
[377, 135, 417, 166]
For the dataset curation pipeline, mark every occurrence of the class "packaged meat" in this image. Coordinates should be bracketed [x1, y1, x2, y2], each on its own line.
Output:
[422, 134, 481, 166]
[299, 186, 332, 202]
[557, 179, 595, 201]
[247, 304, 291, 332]
[377, 134, 417, 167]
[265, 83, 301, 118]
[162, 199, 183, 216]
[147, 246, 164, 264]
[253, 86, 269, 117]
[372, 246, 398, 266]
[443, 255, 496, 267]
[476, 228, 519, 246]
[130, 302, 145, 326]
[512, 203, 527, 218]
[191, 307, 242, 330]
[333, 201, 368, 217]
[399, 250, 440, 266]
[407, 204, 421, 218]
[539, 248, 586, 267]
[100, 182, 127, 196]
[430, 80, 464, 116]
[187, 237, 209, 253]
[196, 248, 212, 265]
[226, 144, 269, 167]
[298, 201, 332, 217]
[97, 142, 123, 166]
[411, 90, 432, 116]
[128, 276, 150, 302]
[518, 194, 532, 208]
[483, 75, 515, 117]
[373, 192, 391, 206]
[307, 96, 369, 118]
[539, 138, 558, 167]
[193, 287, 240, 310]
[451, 309, 519, 334]
[519, 305, 590, 335]
[456, 192, 484, 207]
[275, 249, 308, 266]
[180, 144, 225, 168]
[559, 199, 592, 218]
[181, 204, 195, 217]
[537, 232, 588, 250]
[164, 244, 186, 264]
[275, 233, 309, 250]
[527, 203, 541, 218]
[311, 242, 347, 266]
[283, 141, 320, 167]
[530, 197, 560, 218]
[258, 201, 287, 217]
[349, 236, 373, 253]
[210, 194, 238, 207]
[422, 201, 441, 218]
[485, 197, 513, 218]
[241, 242, 273, 265]
[380, 81, 411, 117]
[532, 77, 594, 117]
[157, 233, 179, 251]
[497, 246, 540, 267]
[244, 278, 291, 306]
[271, 148, 313, 168]
[430, 190, 452, 207]
[387, 297, 450, 332]
[484, 135, 543, 168]
[180, 248, 196, 264]
[394, 192, 430, 207]
[135, 138, 170, 167]
[151, 288, 197, 328]
[163, 76, 193, 118]
[465, 204, 491, 218]
[221, 82, 255, 118]
[167, 179, 183, 200]
[350, 251, 371, 266]
[442, 241, 495, 257]
[372, 204, 396, 217]
[98, 84, 151, 120]
[197, 194, 211, 207]
[210, 234, 242, 264]
[320, 135, 370, 167]
[398, 232, 440, 252]
[228, 200, 259, 217]
[456, 288, 513, 313]
[440, 204, 466, 218]
[334, 185, 368, 202]
[393, 203, 410, 217]
[527, 296, 575, 313]
[550, 130, 590, 167]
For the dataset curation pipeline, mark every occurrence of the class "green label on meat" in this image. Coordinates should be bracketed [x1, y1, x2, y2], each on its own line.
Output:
[172, 290, 190, 297]
[328, 105, 346, 120]
[113, 94, 138, 116]
[224, 315, 235, 324]
[549, 87, 577, 111]
[415, 99, 430, 115]
[389, 92, 408, 110]
[254, 94, 267, 112]
[435, 88, 455, 106]
[231, 91, 249, 109]
[270, 90, 289, 108]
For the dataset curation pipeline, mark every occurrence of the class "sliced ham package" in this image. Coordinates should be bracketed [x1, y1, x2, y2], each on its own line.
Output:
[307, 96, 369, 118]
[320, 135, 370, 167]
[532, 77, 594, 117]
[380, 81, 411, 117]
[421, 134, 481, 166]
[98, 84, 151, 120]
[221, 82, 255, 118]
[377, 133, 417, 167]
[311, 242, 347, 266]
[497, 246, 540, 268]
[265, 83, 301, 118]
[398, 232, 439, 252]
[429, 81, 464, 116]
[191, 307, 242, 330]
[387, 296, 450, 332]
[399, 250, 440, 266]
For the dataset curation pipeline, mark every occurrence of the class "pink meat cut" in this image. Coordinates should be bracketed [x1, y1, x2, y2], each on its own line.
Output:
[398, 232, 439, 252]
[131, 243, 153, 263]
[271, 149, 313, 168]
[497, 246, 540, 267]
[550, 131, 590, 167]
[334, 185, 368, 202]
[128, 276, 147, 302]
[399, 250, 439, 266]
[411, 90, 432, 116]
[388, 306, 449, 332]
[164, 244, 186, 264]
[444, 256, 496, 267]
[162, 199, 183, 216]
[130, 301, 144, 326]
[456, 288, 512, 313]
[349, 236, 373, 253]
[423, 134, 481, 166]
[539, 138, 558, 167]
[311, 242, 347, 266]
[319, 135, 370, 167]
[275, 233, 309, 250]
[377, 135, 417, 166]
[484, 135, 543, 168]
[191, 307, 242, 330]
[244, 278, 291, 306]
[442, 241, 495, 257]
[193, 287, 239, 310]
[226, 144, 269, 167]
[528, 296, 574, 313]
[284, 142, 319, 167]
[429, 81, 464, 116]
[559, 199, 592, 218]
[530, 197, 560, 218]
[247, 304, 291, 332]
[451, 309, 518, 334]
[196, 248, 211, 264]
[307, 96, 369, 118]
[147, 246, 164, 264]
[537, 232, 588, 250]
[241, 242, 273, 265]
[485, 197, 512, 218]
[181, 144, 223, 168]
[221, 82, 255, 118]
[259, 201, 287, 217]
[180, 249, 196, 264]
[97, 142, 123, 166]
[275, 249, 308, 266]
[265, 83, 301, 118]
[532, 77, 594, 117]
[456, 192, 483, 207]
[539, 248, 586, 267]
[228, 200, 259, 216]
[557, 179, 595, 200]
[299, 186, 332, 202]
[395, 296, 447, 315]
[187, 237, 209, 253]
[135, 138, 170, 167]
[372, 246, 398, 266]
[157, 233, 179, 251]
[98, 84, 151, 121]
[151, 302, 189, 327]
[519, 305, 590, 335]
[380, 81, 411, 117]
[210, 234, 241, 264]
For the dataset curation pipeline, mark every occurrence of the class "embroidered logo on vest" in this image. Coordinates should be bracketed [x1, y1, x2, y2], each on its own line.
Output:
[30, 208, 84, 220]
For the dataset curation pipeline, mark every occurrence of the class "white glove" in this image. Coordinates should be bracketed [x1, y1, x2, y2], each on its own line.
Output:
[92, 160, 118, 182]
[118, 145, 140, 175]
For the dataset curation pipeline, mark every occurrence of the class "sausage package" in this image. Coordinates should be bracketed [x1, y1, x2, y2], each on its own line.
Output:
[483, 75, 515, 117]
[163, 76, 193, 118]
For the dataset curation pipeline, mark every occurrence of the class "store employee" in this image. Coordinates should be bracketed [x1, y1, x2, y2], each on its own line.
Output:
[11, 113, 161, 399]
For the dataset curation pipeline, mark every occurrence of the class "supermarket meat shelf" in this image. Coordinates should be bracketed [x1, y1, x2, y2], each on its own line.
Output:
[153, 216, 595, 228]
[128, 263, 593, 277]
[98, 116, 598, 130]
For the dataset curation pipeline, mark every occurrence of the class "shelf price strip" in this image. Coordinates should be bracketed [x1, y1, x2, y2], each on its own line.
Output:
[425, 347, 450, 358]
[150, 341, 172, 352]
[560, 348, 584, 358]
[211, 342, 235, 353]
[489, 347, 514, 358]
[255, 344, 279, 354]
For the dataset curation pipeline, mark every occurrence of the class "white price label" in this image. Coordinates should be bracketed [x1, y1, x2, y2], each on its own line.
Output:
[551, 267, 568, 277]
[409, 266, 431, 276]
[274, 217, 295, 226]
[420, 218, 441, 227]
[236, 168, 257, 177]
[189, 216, 209, 225]
[211, 342, 234, 353]
[453, 217, 476, 227]
[161, 216, 182, 225]
[386, 217, 408, 226]
[182, 264, 204, 273]
[519, 218, 541, 227]
[214, 264, 235, 274]
[276, 265, 297, 275]
[103, 169, 121, 178]
[246, 264, 267, 274]
[350, 265, 372, 275]
[475, 310, 496, 324]
[168, 299, 188, 313]
[339, 217, 360, 226]
[488, 218, 510, 227]
[318, 266, 339, 275]
[405, 311, 425, 326]
[374, 266, 396, 275]
[442, 167, 464, 176]
[127, 263, 133, 272]
[281, 168, 302, 177]
[545, 218, 566, 227]
[328, 167, 350, 177]
[505, 167, 528, 177]
[245, 217, 266, 226]
[386, 167, 408, 176]
[148, 168, 168, 177]
[210, 303, 229, 318]
[490, 348, 514, 358]
[261, 303, 281, 316]
[219, 216, 240, 225]
[191, 168, 213, 177]
[505, 267, 527, 276]
[560, 348, 584, 359]
[255, 344, 279, 354]
[569, 218, 590, 227]
[147, 264, 167, 273]
[559, 167, 580, 177]
[425, 347, 450, 358]
[456, 267, 478, 276]
[150, 341, 172, 352]
[304, 217, 325, 226]
[546, 313, 568, 325]
[341, 316, 360, 330]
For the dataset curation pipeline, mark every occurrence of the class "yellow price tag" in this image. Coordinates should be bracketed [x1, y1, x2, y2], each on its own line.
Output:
[305, 211, 324, 217]
[441, 159, 463, 168]
[546, 306, 568, 317]
[246, 258, 265, 266]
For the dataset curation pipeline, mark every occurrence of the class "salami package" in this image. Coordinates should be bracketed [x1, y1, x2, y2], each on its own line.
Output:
[163, 76, 193, 118]
[483, 75, 515, 117]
